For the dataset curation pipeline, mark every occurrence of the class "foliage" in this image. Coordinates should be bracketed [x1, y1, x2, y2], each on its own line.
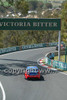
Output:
[0, 31, 3, 48]
[45, 3, 53, 9]
[0, 0, 67, 48]
[29, 1, 44, 10]
[54, 55, 65, 62]
[61, 1, 67, 43]
[2, 30, 23, 48]
[0, 30, 58, 48]
[15, 0, 29, 15]
[0, 0, 29, 15]
[61, 2, 67, 30]
[29, 1, 38, 10]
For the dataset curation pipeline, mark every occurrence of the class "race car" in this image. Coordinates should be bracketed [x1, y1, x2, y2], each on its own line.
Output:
[24, 66, 40, 79]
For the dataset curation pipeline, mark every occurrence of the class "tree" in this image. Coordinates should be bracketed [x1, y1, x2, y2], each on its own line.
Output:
[2, 0, 29, 15]
[61, 2, 67, 43]
[29, 1, 38, 10]
[2, 30, 23, 47]
[45, 3, 53, 9]
[15, 0, 29, 15]
[37, 1, 44, 11]
[61, 2, 67, 30]
[6, 0, 14, 5]
[29, 1, 44, 11]
[0, 31, 3, 48]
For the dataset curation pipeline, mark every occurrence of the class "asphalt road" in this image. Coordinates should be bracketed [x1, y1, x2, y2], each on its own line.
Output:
[0, 47, 67, 100]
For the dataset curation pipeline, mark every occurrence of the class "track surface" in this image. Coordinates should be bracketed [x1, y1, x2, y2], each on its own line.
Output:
[0, 47, 67, 100]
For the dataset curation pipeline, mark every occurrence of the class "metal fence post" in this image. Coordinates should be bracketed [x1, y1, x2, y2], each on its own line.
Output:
[65, 46, 67, 63]
[58, 31, 61, 61]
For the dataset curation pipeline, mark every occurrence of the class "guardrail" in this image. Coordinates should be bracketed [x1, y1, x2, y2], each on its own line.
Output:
[22, 42, 59, 50]
[0, 42, 57, 55]
[22, 43, 47, 50]
[0, 41, 65, 55]
[0, 46, 20, 55]
[44, 51, 67, 71]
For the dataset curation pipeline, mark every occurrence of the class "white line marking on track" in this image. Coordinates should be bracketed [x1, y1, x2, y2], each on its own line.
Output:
[0, 81, 6, 100]
[60, 72, 67, 76]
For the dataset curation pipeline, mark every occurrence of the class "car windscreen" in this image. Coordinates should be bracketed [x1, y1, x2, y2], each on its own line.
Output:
[27, 68, 38, 73]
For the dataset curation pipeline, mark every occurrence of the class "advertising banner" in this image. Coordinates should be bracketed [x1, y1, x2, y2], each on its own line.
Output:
[0, 18, 61, 30]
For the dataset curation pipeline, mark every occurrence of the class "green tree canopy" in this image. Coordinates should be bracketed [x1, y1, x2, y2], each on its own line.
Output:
[15, 0, 29, 15]
[45, 3, 53, 9]
[61, 2, 67, 30]
[29, 1, 44, 10]
[1, 0, 29, 15]
[61, 1, 67, 43]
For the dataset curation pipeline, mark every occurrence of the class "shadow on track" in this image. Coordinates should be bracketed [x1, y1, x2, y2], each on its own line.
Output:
[0, 58, 38, 68]
[26, 75, 45, 81]
[0, 58, 58, 76]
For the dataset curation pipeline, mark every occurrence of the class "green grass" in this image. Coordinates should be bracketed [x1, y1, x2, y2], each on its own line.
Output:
[54, 55, 65, 62]
[42, 55, 66, 63]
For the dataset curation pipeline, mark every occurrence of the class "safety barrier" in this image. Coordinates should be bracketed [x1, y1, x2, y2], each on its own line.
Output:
[22, 42, 58, 50]
[44, 56, 67, 71]
[0, 42, 58, 55]
[22, 43, 47, 50]
[0, 41, 65, 55]
[0, 46, 20, 55]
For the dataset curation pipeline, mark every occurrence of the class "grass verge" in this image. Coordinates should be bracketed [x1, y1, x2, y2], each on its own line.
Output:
[54, 55, 65, 62]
